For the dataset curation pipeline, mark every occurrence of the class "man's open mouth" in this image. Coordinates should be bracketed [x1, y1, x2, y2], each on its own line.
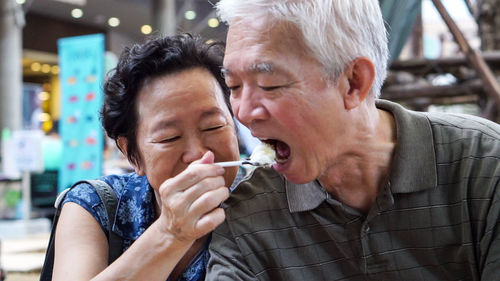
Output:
[262, 139, 290, 163]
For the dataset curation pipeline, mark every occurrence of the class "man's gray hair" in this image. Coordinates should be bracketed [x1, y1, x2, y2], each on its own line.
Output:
[216, 0, 389, 98]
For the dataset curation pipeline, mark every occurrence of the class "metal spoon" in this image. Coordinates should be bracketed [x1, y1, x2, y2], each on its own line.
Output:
[214, 160, 273, 167]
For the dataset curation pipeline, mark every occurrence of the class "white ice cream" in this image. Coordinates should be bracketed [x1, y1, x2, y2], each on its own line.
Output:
[250, 142, 276, 167]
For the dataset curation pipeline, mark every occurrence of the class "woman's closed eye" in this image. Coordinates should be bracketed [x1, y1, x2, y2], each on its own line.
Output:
[203, 125, 224, 132]
[154, 136, 180, 143]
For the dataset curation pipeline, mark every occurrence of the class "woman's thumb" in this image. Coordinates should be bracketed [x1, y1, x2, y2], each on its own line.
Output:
[192, 151, 215, 165]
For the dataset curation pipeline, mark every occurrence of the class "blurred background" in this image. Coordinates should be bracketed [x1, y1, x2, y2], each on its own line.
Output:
[0, 0, 499, 280]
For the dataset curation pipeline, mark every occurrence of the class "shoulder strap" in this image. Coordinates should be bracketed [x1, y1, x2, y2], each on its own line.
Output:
[39, 180, 123, 281]
[87, 179, 123, 264]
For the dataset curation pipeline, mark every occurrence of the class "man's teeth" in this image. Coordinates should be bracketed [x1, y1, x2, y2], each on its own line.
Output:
[276, 157, 288, 164]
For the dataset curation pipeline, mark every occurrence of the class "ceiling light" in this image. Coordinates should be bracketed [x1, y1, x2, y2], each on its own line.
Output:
[141, 25, 152, 35]
[41, 64, 51, 73]
[39, 113, 52, 122]
[16, 0, 26, 4]
[71, 8, 83, 18]
[185, 10, 196, 20]
[51, 65, 60, 75]
[31, 62, 41, 72]
[108, 17, 120, 27]
[208, 18, 219, 28]
[39, 91, 50, 101]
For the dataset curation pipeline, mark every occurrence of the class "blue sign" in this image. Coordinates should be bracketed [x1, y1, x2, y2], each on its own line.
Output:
[58, 34, 105, 191]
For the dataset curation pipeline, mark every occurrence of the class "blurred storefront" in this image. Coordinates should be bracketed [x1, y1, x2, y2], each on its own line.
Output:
[0, 0, 229, 224]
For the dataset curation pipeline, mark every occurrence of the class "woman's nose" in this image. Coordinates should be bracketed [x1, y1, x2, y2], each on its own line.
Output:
[181, 137, 207, 164]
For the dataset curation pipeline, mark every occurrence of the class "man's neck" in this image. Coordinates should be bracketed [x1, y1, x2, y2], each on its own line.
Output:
[318, 108, 396, 214]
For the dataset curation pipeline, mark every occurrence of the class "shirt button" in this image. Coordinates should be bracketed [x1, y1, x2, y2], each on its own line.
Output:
[363, 224, 370, 233]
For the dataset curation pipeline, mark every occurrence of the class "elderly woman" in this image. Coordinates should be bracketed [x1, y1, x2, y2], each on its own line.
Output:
[51, 34, 241, 280]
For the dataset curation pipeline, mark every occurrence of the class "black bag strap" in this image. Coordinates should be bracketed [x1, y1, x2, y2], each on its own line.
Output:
[39, 180, 123, 281]
[87, 180, 122, 264]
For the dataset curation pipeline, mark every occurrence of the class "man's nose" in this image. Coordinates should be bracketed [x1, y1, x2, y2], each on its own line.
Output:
[182, 136, 207, 164]
[231, 87, 269, 126]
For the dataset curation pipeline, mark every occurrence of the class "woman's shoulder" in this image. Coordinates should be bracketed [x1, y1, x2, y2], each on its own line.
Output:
[61, 173, 141, 233]
[62, 173, 137, 205]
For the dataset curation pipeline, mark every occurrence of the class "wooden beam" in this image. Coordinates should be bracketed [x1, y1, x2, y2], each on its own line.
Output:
[431, 0, 500, 107]
[389, 51, 500, 73]
[401, 95, 480, 109]
[382, 79, 483, 100]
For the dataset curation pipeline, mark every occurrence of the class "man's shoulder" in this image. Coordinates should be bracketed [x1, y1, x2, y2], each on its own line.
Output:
[223, 167, 287, 217]
[423, 112, 500, 198]
[229, 167, 285, 201]
[425, 111, 500, 139]
[377, 99, 500, 139]
[425, 112, 500, 158]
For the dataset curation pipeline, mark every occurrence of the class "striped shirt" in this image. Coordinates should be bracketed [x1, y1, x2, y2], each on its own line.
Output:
[206, 100, 500, 281]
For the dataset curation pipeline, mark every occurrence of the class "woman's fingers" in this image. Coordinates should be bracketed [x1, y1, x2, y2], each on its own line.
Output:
[157, 151, 231, 241]
[195, 207, 227, 236]
[179, 175, 225, 207]
[161, 162, 225, 194]
[188, 186, 229, 219]
[160, 169, 225, 214]
[173, 187, 229, 239]
[160, 179, 228, 239]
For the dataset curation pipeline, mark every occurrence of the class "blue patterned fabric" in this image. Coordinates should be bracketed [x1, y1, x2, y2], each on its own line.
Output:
[62, 172, 209, 281]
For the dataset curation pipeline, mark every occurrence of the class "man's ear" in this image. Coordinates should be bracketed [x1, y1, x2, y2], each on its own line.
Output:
[117, 136, 145, 176]
[342, 57, 375, 110]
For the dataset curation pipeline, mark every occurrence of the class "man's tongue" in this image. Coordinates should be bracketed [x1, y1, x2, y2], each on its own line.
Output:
[275, 140, 290, 159]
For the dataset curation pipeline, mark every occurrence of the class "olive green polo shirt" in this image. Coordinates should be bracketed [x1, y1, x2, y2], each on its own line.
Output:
[207, 100, 500, 281]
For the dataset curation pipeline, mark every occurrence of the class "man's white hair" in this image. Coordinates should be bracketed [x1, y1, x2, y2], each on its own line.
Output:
[216, 0, 389, 98]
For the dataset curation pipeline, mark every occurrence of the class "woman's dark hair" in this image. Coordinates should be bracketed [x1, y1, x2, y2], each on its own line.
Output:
[101, 33, 231, 167]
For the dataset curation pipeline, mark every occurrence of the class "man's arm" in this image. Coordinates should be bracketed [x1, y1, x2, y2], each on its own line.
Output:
[206, 219, 258, 281]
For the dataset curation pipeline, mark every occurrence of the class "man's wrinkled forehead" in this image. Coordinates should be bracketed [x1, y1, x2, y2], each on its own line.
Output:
[225, 17, 313, 63]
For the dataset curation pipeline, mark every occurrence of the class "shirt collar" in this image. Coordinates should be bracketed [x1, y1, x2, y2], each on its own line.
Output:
[376, 99, 437, 193]
[287, 180, 328, 213]
[286, 100, 437, 212]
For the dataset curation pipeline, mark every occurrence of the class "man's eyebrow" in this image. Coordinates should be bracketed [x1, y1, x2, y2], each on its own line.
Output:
[248, 62, 275, 73]
[222, 62, 276, 77]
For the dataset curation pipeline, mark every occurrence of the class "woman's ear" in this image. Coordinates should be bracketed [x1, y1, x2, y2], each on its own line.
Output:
[117, 136, 145, 176]
[342, 57, 375, 110]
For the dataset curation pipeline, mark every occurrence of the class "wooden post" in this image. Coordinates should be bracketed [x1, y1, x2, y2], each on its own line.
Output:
[431, 0, 500, 111]
[463, 0, 477, 17]
[410, 10, 424, 58]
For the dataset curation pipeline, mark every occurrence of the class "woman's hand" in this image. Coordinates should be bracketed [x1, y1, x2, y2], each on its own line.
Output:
[157, 151, 229, 242]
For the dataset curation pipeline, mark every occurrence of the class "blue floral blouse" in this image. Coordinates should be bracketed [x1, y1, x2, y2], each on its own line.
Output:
[62, 172, 213, 281]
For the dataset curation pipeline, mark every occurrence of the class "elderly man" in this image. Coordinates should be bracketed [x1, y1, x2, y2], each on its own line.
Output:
[206, 0, 500, 280]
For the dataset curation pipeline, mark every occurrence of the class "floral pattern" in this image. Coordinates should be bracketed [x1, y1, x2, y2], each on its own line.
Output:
[62, 172, 208, 281]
